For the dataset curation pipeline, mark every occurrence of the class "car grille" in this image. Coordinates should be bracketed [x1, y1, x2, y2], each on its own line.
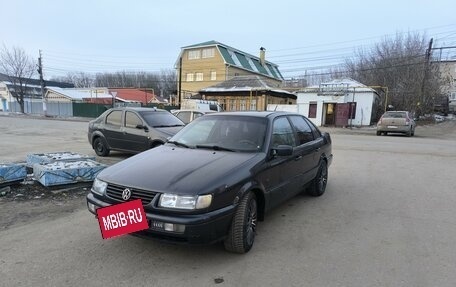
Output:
[106, 183, 157, 205]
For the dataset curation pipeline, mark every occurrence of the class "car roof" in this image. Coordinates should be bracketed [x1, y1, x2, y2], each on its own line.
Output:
[172, 109, 216, 113]
[109, 107, 168, 112]
[205, 111, 300, 118]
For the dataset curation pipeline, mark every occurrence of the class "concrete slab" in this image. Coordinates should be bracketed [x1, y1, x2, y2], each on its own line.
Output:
[33, 160, 106, 187]
[26, 152, 95, 167]
[0, 163, 27, 185]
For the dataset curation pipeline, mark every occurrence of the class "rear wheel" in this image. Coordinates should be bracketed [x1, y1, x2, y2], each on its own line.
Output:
[406, 128, 412, 137]
[93, 137, 110, 157]
[224, 192, 257, 254]
[376, 131, 381, 136]
[307, 160, 328, 197]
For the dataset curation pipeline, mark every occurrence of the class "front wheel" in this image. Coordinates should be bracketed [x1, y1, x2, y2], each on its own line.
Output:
[93, 137, 110, 157]
[224, 192, 257, 254]
[307, 160, 328, 197]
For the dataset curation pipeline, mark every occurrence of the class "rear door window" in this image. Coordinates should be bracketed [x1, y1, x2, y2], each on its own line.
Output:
[288, 116, 314, 145]
[105, 110, 122, 127]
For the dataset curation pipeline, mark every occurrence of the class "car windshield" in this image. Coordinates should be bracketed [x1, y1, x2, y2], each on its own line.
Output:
[169, 115, 268, 152]
[139, 111, 185, 127]
[383, 112, 407, 118]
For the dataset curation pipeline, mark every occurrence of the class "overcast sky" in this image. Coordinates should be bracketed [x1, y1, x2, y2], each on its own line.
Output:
[3, 0, 456, 79]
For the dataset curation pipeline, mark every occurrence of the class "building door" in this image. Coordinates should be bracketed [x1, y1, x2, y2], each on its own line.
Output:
[335, 103, 350, 127]
[324, 103, 335, 126]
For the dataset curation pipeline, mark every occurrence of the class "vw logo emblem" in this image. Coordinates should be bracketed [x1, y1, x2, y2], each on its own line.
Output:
[122, 188, 132, 201]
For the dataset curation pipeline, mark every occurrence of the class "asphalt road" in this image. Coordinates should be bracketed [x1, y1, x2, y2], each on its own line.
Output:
[1, 115, 456, 287]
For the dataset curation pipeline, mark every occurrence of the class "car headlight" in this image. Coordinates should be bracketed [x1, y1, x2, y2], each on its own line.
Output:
[159, 194, 212, 210]
[92, 178, 107, 196]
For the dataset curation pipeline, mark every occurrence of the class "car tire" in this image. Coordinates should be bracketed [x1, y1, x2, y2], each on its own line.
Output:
[406, 128, 412, 137]
[224, 192, 257, 254]
[376, 131, 381, 136]
[307, 160, 328, 197]
[93, 137, 110, 157]
[411, 129, 415, 136]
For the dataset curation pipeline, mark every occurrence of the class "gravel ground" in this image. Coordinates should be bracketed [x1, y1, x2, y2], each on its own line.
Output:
[1, 114, 455, 231]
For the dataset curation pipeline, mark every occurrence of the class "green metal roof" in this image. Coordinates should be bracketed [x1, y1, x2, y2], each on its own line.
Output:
[182, 40, 221, 49]
[218, 46, 236, 65]
[180, 41, 284, 81]
[234, 52, 252, 70]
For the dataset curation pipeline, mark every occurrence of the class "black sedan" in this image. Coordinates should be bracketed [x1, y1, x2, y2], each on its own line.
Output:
[87, 111, 333, 253]
[88, 107, 185, 156]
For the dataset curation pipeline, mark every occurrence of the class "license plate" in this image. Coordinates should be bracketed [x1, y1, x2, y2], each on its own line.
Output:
[387, 126, 398, 129]
[96, 199, 148, 239]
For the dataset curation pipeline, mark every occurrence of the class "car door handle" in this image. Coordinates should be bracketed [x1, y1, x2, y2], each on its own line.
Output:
[294, 155, 302, 161]
[314, 148, 321, 152]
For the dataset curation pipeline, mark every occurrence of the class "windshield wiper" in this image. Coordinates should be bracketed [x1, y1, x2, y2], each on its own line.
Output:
[168, 140, 190, 148]
[153, 124, 184, 128]
[195, 145, 235, 152]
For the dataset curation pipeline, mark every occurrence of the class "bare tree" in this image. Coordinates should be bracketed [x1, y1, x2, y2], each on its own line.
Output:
[0, 46, 36, 113]
[51, 72, 94, 88]
[345, 32, 443, 116]
[53, 69, 177, 99]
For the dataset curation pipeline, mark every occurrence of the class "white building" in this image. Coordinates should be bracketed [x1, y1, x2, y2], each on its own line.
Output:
[296, 78, 380, 127]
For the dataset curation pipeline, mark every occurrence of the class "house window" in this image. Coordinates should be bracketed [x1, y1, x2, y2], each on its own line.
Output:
[210, 71, 217, 81]
[195, 72, 203, 81]
[218, 99, 226, 110]
[240, 99, 246, 111]
[186, 73, 194, 82]
[188, 50, 201, 60]
[230, 99, 236, 111]
[348, 102, 357, 119]
[202, 48, 215, 58]
[308, 103, 317, 118]
[250, 99, 257, 110]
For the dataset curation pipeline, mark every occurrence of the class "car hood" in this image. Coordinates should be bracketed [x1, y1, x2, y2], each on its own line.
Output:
[154, 126, 183, 137]
[98, 145, 261, 195]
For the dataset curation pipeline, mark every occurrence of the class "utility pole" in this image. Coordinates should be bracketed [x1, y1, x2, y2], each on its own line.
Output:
[38, 50, 47, 116]
[420, 38, 433, 114]
[178, 56, 182, 108]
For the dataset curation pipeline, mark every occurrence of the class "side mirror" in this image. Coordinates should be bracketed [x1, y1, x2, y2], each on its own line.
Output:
[136, 124, 149, 132]
[321, 132, 331, 144]
[271, 145, 293, 157]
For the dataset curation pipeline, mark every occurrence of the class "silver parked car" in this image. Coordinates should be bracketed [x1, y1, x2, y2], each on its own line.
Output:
[377, 111, 416, 137]
[88, 107, 185, 156]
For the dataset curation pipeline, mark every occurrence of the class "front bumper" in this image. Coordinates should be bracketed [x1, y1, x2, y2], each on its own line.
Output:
[86, 193, 235, 244]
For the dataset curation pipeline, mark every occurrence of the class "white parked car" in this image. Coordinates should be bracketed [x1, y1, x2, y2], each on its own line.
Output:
[171, 109, 217, 124]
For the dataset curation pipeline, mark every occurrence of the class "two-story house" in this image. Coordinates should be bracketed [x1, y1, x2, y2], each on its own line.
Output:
[438, 60, 456, 114]
[175, 40, 284, 102]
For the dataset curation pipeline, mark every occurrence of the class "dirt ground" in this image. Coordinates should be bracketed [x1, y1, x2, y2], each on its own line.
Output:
[1, 115, 455, 231]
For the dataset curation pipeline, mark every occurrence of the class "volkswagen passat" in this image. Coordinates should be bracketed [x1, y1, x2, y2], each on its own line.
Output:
[87, 112, 333, 253]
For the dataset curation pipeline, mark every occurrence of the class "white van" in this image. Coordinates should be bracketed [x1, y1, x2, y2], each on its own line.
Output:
[181, 99, 223, 112]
